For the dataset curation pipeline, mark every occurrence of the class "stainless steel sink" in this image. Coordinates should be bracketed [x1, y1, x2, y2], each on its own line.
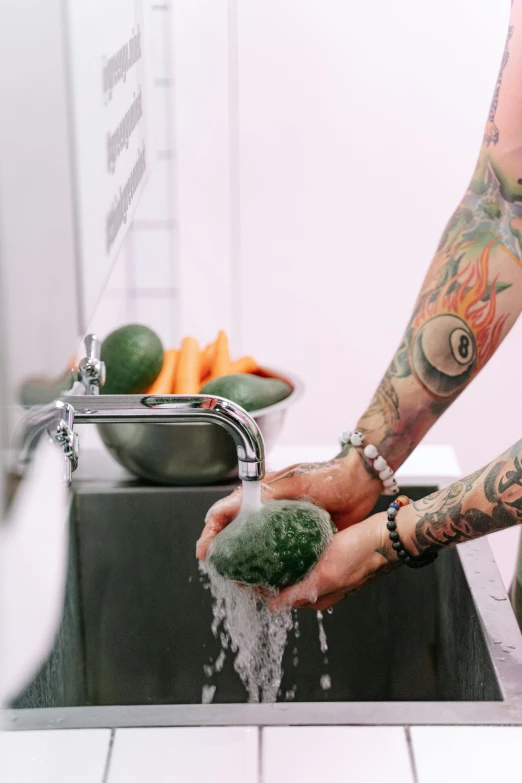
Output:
[7, 481, 522, 728]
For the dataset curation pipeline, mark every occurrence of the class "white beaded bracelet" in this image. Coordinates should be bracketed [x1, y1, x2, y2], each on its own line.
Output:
[339, 429, 400, 496]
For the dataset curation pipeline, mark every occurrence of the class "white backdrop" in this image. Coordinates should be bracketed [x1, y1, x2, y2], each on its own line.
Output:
[173, 0, 518, 477]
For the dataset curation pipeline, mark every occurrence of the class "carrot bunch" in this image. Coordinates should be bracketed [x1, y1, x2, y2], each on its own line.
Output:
[146, 330, 259, 395]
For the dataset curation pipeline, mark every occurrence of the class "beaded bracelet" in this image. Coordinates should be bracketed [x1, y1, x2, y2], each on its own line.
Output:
[339, 429, 400, 496]
[387, 496, 438, 569]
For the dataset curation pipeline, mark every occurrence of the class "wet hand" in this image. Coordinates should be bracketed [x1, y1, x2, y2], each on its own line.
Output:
[268, 510, 402, 612]
[196, 447, 381, 560]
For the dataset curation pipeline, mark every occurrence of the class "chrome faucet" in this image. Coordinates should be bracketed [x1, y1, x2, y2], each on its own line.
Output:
[17, 335, 266, 485]
[17, 399, 78, 485]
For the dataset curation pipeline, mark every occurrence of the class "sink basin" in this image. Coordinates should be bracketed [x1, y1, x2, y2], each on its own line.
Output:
[7, 481, 522, 727]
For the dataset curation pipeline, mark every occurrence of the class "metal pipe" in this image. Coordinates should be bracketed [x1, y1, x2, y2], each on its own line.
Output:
[60, 394, 266, 481]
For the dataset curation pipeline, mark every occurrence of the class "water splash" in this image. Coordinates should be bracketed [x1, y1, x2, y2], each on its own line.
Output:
[202, 684, 216, 704]
[202, 561, 293, 703]
[316, 610, 332, 693]
[320, 674, 332, 691]
[317, 610, 328, 654]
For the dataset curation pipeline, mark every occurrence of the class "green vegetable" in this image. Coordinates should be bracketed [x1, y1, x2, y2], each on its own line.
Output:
[200, 373, 291, 412]
[101, 324, 164, 394]
[208, 500, 336, 588]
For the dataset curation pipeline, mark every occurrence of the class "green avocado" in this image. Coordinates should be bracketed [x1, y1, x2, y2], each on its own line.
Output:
[200, 373, 291, 412]
[207, 500, 336, 588]
[101, 324, 164, 394]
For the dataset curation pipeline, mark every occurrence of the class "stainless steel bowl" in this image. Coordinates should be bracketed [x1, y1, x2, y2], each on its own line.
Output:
[96, 368, 303, 485]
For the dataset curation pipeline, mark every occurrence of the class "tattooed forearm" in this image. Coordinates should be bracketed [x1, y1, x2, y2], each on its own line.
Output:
[355, 19, 522, 470]
[411, 439, 522, 553]
[357, 376, 400, 441]
[357, 145, 522, 468]
[485, 26, 514, 146]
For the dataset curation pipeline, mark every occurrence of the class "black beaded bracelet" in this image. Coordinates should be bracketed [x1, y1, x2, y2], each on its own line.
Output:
[387, 496, 438, 570]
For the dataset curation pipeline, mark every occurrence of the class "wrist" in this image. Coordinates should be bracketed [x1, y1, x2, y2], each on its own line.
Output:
[354, 425, 406, 473]
[341, 444, 382, 505]
[374, 502, 420, 564]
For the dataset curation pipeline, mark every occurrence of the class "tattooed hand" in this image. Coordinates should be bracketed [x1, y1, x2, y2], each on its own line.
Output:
[268, 438, 522, 611]
[196, 446, 381, 560]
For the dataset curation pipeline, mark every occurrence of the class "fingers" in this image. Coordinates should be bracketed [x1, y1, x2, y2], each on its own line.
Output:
[304, 592, 348, 611]
[262, 464, 311, 501]
[196, 489, 242, 560]
[267, 571, 320, 612]
[269, 586, 348, 612]
[196, 464, 307, 561]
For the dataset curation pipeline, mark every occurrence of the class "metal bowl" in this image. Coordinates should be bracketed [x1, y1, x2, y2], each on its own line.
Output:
[96, 368, 304, 485]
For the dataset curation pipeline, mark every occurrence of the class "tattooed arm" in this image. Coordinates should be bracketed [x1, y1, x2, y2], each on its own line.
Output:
[198, 6, 522, 562]
[356, 10, 522, 470]
[270, 439, 522, 612]
[400, 439, 522, 556]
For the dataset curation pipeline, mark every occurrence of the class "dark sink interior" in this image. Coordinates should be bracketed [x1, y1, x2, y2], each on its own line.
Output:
[13, 483, 501, 709]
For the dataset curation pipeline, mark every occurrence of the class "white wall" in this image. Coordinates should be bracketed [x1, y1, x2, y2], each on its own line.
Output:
[172, 0, 520, 479]
[88, 1, 179, 348]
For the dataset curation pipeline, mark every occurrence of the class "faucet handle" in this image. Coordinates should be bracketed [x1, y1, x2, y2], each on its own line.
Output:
[78, 333, 105, 395]
[84, 333, 101, 361]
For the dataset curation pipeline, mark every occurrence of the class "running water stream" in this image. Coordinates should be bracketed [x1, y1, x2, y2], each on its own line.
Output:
[201, 479, 332, 703]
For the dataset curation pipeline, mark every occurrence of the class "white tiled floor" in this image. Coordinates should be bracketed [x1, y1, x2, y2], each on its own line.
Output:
[107, 727, 259, 783]
[262, 727, 414, 783]
[4, 725, 522, 782]
[0, 729, 111, 783]
[411, 726, 522, 783]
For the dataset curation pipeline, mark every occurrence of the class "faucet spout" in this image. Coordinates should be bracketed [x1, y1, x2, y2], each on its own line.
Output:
[60, 394, 266, 481]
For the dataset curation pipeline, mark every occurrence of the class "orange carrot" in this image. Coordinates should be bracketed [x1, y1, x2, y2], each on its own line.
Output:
[210, 330, 231, 379]
[174, 337, 200, 393]
[199, 341, 216, 380]
[148, 349, 178, 394]
[230, 356, 259, 374]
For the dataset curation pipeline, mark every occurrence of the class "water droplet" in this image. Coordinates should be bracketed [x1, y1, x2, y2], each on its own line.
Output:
[327, 607, 334, 615]
[498, 656, 506, 661]
[320, 674, 332, 691]
[316, 610, 329, 653]
[490, 595, 507, 601]
[202, 684, 216, 704]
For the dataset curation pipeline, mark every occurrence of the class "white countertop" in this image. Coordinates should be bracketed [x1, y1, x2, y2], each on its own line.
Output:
[3, 725, 522, 783]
